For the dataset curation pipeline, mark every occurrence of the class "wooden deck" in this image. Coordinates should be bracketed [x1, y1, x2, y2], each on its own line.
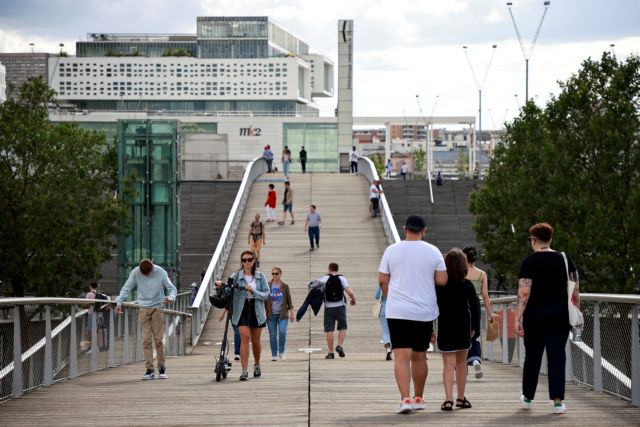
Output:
[1, 172, 638, 425]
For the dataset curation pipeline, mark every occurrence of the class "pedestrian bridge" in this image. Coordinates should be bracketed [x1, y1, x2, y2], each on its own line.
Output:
[1, 158, 639, 426]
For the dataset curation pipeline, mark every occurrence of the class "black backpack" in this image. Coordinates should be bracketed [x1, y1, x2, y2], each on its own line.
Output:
[324, 274, 344, 302]
[94, 291, 110, 312]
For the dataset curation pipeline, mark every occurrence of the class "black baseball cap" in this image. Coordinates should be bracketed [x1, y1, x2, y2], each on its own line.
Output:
[405, 215, 426, 232]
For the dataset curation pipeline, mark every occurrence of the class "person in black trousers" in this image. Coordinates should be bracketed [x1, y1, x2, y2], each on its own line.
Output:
[299, 146, 307, 173]
[516, 222, 578, 415]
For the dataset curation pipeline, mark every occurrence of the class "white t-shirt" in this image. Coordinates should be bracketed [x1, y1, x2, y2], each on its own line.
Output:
[369, 184, 381, 199]
[350, 151, 358, 162]
[401, 164, 407, 173]
[378, 240, 446, 321]
[318, 274, 350, 308]
[244, 275, 256, 300]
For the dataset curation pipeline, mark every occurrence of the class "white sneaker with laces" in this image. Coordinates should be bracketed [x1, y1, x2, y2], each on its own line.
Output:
[279, 353, 286, 360]
[520, 395, 532, 410]
[396, 398, 413, 414]
[553, 403, 566, 414]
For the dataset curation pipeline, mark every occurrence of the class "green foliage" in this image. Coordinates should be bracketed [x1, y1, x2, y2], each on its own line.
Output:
[161, 48, 193, 57]
[456, 149, 468, 177]
[104, 48, 144, 57]
[412, 146, 425, 174]
[470, 53, 640, 293]
[0, 77, 130, 297]
[369, 153, 386, 177]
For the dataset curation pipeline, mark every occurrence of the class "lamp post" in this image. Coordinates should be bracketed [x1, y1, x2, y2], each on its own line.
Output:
[463, 44, 497, 178]
[29, 43, 35, 53]
[506, 1, 551, 102]
[416, 94, 439, 179]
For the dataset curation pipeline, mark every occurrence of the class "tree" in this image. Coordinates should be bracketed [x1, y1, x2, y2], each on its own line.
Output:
[470, 53, 640, 293]
[0, 77, 129, 297]
[412, 146, 425, 177]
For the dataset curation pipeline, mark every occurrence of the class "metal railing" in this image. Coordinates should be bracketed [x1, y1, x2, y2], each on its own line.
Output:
[358, 157, 401, 245]
[484, 294, 640, 407]
[187, 157, 268, 346]
[0, 298, 190, 400]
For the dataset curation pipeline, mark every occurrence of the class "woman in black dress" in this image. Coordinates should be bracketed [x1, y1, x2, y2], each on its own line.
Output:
[436, 248, 480, 411]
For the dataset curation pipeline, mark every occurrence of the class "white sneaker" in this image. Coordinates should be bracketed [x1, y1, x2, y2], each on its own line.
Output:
[279, 353, 286, 360]
[553, 403, 566, 414]
[396, 398, 413, 414]
[271, 356, 277, 361]
[412, 396, 426, 410]
[520, 395, 532, 410]
[474, 361, 484, 379]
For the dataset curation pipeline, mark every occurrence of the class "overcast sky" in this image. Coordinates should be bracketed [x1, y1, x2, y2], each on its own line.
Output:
[1, 0, 639, 127]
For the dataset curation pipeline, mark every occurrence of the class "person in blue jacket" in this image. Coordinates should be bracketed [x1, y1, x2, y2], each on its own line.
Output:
[216, 250, 270, 381]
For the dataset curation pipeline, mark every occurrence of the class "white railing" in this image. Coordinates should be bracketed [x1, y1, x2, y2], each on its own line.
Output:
[0, 298, 190, 400]
[187, 157, 268, 346]
[358, 157, 401, 245]
[485, 293, 640, 407]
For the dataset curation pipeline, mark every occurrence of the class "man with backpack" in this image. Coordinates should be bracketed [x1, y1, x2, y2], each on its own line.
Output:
[248, 213, 265, 267]
[316, 263, 356, 359]
[86, 282, 110, 351]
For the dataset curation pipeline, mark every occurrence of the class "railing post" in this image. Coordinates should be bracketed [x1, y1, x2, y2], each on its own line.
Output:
[123, 309, 130, 364]
[90, 311, 98, 372]
[70, 306, 78, 378]
[631, 304, 639, 407]
[108, 309, 115, 368]
[593, 302, 603, 392]
[179, 317, 185, 355]
[502, 304, 509, 365]
[12, 306, 23, 397]
[135, 312, 142, 362]
[44, 305, 53, 386]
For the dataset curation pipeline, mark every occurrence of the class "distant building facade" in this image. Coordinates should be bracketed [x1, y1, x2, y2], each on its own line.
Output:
[0, 53, 51, 97]
[0, 61, 6, 102]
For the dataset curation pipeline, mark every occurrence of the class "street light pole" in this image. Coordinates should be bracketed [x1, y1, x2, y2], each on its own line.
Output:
[506, 1, 551, 102]
[463, 44, 497, 177]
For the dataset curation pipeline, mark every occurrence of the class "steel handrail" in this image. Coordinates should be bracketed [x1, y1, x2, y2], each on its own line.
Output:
[0, 297, 191, 317]
[490, 293, 640, 305]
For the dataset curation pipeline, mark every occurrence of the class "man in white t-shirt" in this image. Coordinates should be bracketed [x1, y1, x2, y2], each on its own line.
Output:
[378, 215, 448, 414]
[369, 179, 383, 218]
[349, 146, 359, 174]
[316, 262, 356, 359]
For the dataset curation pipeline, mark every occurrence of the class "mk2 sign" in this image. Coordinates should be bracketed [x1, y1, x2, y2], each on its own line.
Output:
[239, 126, 262, 137]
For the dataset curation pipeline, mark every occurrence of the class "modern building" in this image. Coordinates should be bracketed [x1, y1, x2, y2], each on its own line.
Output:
[0, 53, 51, 97]
[49, 16, 333, 115]
[0, 61, 6, 102]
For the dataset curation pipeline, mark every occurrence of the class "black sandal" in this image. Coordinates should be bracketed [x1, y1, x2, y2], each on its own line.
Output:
[455, 397, 472, 409]
[441, 400, 453, 411]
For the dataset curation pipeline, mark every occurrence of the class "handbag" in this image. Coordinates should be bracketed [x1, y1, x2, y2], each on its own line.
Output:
[562, 252, 584, 327]
[486, 318, 499, 341]
[372, 296, 382, 319]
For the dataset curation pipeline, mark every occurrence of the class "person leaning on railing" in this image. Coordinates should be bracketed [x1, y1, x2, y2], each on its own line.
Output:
[115, 259, 177, 380]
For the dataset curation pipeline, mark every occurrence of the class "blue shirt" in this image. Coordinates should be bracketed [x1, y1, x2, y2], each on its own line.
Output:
[116, 265, 177, 308]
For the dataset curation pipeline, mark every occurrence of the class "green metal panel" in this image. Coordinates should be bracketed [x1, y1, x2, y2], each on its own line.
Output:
[117, 120, 180, 289]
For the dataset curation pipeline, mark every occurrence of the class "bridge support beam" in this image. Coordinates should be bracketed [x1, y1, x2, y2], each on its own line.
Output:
[44, 305, 53, 386]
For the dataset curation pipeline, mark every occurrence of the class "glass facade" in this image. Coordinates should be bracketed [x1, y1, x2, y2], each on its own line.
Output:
[283, 123, 338, 172]
[76, 122, 119, 143]
[73, 99, 318, 115]
[117, 120, 179, 288]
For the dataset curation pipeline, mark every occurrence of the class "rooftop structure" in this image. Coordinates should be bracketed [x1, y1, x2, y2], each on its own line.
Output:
[0, 61, 6, 102]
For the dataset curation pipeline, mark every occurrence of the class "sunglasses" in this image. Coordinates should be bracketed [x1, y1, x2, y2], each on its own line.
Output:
[271, 272, 280, 276]
[241, 258, 254, 263]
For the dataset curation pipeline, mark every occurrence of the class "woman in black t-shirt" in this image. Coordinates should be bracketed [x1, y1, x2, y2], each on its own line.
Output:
[436, 248, 480, 411]
[516, 223, 578, 415]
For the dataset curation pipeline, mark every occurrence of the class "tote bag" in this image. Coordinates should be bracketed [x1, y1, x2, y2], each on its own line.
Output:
[372, 296, 382, 319]
[562, 252, 584, 327]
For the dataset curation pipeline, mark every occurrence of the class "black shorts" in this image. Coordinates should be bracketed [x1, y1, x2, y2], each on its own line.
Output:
[387, 318, 433, 352]
[324, 305, 347, 332]
[237, 299, 265, 328]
